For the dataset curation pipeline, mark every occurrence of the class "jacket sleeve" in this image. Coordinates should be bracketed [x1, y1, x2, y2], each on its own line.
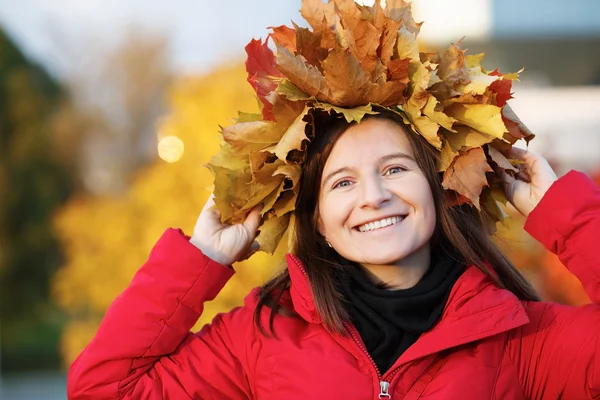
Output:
[67, 228, 257, 400]
[506, 171, 600, 399]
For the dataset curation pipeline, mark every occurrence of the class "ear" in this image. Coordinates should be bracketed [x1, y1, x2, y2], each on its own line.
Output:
[317, 215, 326, 238]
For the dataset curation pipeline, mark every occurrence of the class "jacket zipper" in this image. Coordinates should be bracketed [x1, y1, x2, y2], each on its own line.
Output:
[344, 321, 402, 399]
[291, 256, 401, 399]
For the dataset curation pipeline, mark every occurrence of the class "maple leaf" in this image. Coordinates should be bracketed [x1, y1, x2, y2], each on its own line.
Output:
[277, 79, 313, 101]
[262, 180, 287, 214]
[422, 95, 456, 132]
[445, 103, 507, 139]
[489, 78, 513, 108]
[366, 80, 408, 106]
[396, 26, 419, 64]
[207, 164, 253, 222]
[462, 66, 499, 96]
[276, 44, 332, 102]
[274, 107, 311, 161]
[379, 20, 402, 67]
[274, 164, 303, 188]
[481, 186, 509, 232]
[269, 25, 297, 53]
[222, 121, 282, 155]
[208, 141, 249, 171]
[321, 47, 372, 106]
[271, 94, 307, 126]
[387, 58, 410, 83]
[385, 0, 421, 34]
[274, 188, 298, 218]
[300, 0, 340, 32]
[249, 150, 274, 173]
[295, 24, 329, 69]
[502, 104, 535, 142]
[257, 213, 292, 254]
[335, 0, 381, 75]
[314, 102, 378, 123]
[435, 42, 470, 98]
[442, 147, 493, 209]
[245, 39, 284, 121]
[487, 146, 519, 173]
[236, 111, 263, 123]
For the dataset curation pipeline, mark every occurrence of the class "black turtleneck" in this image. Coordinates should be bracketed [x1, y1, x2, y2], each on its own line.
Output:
[339, 253, 464, 374]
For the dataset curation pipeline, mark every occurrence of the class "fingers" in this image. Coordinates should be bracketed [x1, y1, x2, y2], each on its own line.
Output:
[242, 204, 263, 235]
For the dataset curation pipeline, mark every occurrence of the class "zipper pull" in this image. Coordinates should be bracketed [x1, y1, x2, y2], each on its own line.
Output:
[379, 381, 391, 399]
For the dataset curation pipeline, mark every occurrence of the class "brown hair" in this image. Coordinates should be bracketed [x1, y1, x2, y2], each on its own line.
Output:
[254, 109, 539, 335]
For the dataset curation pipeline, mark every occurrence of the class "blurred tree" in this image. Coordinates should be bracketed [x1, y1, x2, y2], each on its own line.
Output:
[53, 63, 287, 365]
[60, 29, 172, 195]
[0, 28, 75, 371]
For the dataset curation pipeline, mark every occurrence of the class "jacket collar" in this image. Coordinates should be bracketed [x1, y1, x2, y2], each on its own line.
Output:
[285, 253, 530, 362]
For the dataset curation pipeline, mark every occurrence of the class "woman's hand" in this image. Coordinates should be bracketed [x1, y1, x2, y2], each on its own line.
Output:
[189, 195, 262, 266]
[497, 147, 558, 218]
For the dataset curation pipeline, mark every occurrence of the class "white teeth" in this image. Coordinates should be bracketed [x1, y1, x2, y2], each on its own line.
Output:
[358, 216, 404, 232]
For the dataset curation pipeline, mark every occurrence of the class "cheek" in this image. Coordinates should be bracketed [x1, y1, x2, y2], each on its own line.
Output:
[318, 194, 351, 234]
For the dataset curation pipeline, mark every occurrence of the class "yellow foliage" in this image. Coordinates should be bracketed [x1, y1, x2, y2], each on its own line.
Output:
[53, 64, 287, 366]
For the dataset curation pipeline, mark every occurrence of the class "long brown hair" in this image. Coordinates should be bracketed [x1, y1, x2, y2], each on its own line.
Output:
[254, 109, 539, 335]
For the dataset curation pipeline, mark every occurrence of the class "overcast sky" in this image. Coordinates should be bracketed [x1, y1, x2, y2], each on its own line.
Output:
[0, 0, 303, 78]
[0, 0, 498, 80]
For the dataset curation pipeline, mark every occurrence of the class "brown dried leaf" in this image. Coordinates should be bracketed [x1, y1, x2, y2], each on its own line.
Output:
[487, 146, 518, 173]
[422, 95, 456, 131]
[442, 147, 493, 209]
[445, 103, 507, 139]
[274, 164, 303, 188]
[276, 44, 332, 101]
[335, 0, 381, 75]
[314, 102, 378, 123]
[385, 0, 421, 33]
[296, 24, 328, 68]
[321, 47, 371, 107]
[222, 121, 282, 155]
[274, 107, 310, 161]
[301, 0, 340, 32]
[437, 42, 470, 88]
[207, 164, 253, 222]
[274, 188, 298, 217]
[502, 104, 535, 142]
[387, 58, 410, 83]
[446, 125, 496, 151]
[269, 25, 297, 52]
[379, 19, 402, 66]
[257, 213, 292, 254]
[396, 26, 419, 63]
[366, 80, 408, 106]
[276, 80, 312, 101]
[208, 142, 249, 171]
[262, 180, 287, 214]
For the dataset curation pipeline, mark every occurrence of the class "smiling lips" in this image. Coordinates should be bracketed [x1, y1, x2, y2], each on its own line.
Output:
[357, 215, 405, 232]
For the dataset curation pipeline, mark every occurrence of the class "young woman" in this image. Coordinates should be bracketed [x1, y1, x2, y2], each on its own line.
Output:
[67, 111, 600, 399]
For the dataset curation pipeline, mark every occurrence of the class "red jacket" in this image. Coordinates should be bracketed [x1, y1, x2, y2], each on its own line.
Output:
[68, 171, 600, 399]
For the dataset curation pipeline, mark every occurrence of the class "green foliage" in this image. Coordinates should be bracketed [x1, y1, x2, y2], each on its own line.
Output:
[0, 28, 74, 371]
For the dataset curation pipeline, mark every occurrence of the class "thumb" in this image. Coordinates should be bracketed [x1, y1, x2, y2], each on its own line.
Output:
[242, 204, 263, 236]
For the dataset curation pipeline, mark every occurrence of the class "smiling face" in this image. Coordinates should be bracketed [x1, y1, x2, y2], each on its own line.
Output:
[317, 118, 436, 271]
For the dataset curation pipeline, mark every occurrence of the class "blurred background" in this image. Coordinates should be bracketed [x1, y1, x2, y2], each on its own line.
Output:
[0, 0, 598, 398]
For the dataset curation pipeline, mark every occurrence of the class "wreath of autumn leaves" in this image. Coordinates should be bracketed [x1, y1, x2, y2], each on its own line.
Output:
[207, 0, 534, 254]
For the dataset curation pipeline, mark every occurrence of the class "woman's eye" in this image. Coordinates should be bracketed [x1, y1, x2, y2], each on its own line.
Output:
[385, 166, 405, 175]
[333, 180, 352, 189]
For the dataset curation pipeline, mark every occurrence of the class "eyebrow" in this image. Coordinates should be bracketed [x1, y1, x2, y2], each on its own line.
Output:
[322, 152, 415, 187]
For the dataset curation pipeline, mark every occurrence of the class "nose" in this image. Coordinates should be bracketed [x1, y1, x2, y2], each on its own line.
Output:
[358, 173, 392, 209]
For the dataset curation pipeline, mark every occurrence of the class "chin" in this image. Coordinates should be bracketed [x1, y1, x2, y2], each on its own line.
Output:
[349, 250, 410, 267]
